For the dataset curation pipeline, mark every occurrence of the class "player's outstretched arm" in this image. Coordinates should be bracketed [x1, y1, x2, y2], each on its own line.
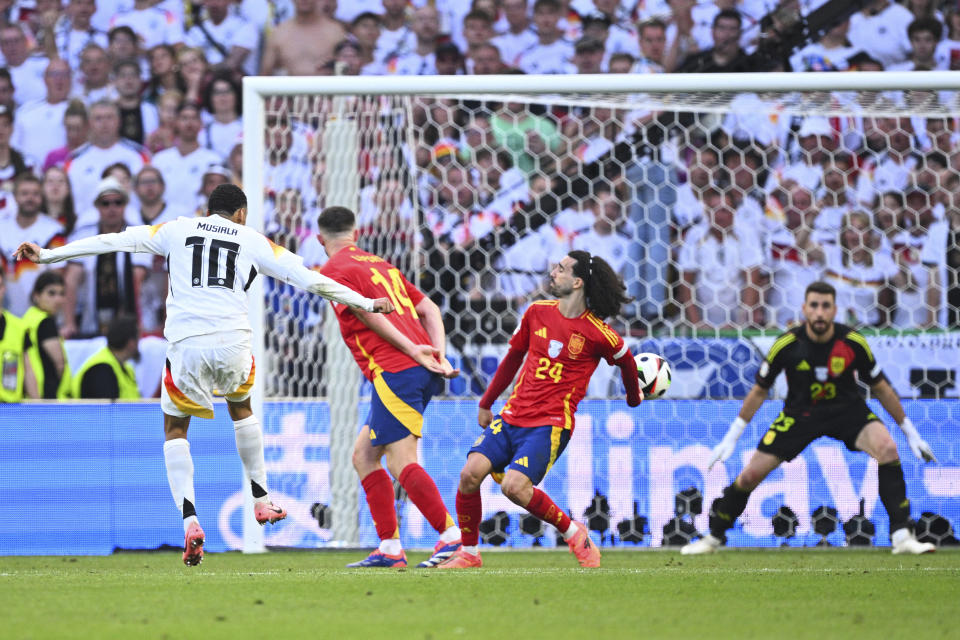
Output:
[14, 227, 159, 264]
[476, 345, 526, 427]
[871, 378, 937, 463]
[414, 295, 459, 379]
[349, 307, 446, 375]
[612, 348, 643, 407]
[708, 383, 768, 469]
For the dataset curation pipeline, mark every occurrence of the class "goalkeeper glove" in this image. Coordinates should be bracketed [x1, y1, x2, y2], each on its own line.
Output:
[708, 417, 747, 470]
[900, 417, 937, 463]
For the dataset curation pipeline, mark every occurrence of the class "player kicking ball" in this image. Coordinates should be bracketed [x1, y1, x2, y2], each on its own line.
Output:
[682, 281, 938, 556]
[15, 185, 394, 566]
[438, 251, 643, 569]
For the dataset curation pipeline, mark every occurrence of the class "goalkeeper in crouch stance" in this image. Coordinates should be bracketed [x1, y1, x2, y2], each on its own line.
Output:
[682, 281, 938, 555]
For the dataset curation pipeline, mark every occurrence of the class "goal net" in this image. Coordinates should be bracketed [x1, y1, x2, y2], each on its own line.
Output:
[242, 73, 960, 551]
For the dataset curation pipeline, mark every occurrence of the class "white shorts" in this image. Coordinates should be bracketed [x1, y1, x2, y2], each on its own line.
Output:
[161, 331, 255, 419]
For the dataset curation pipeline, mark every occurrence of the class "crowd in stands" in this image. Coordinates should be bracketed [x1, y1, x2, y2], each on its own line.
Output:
[1, 0, 960, 400]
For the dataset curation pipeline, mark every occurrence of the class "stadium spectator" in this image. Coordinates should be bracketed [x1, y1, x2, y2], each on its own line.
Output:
[470, 42, 506, 74]
[61, 176, 150, 338]
[0, 174, 64, 315]
[56, 0, 108, 72]
[516, 0, 574, 75]
[177, 47, 209, 106]
[13, 59, 72, 167]
[105, 26, 140, 69]
[676, 9, 757, 73]
[607, 52, 634, 72]
[114, 58, 159, 145]
[0, 104, 37, 193]
[384, 5, 440, 75]
[71, 313, 140, 399]
[375, 0, 414, 65]
[462, 10, 496, 72]
[75, 43, 115, 104]
[0, 269, 38, 402]
[349, 12, 382, 73]
[889, 17, 942, 71]
[0, 68, 14, 110]
[633, 18, 666, 73]
[766, 181, 828, 326]
[892, 187, 935, 328]
[435, 42, 466, 75]
[144, 90, 181, 154]
[674, 146, 720, 229]
[492, 100, 563, 176]
[824, 210, 899, 327]
[42, 166, 77, 236]
[185, 0, 258, 76]
[856, 116, 918, 207]
[571, 184, 631, 277]
[65, 99, 149, 217]
[934, 6, 960, 69]
[198, 72, 242, 161]
[144, 44, 186, 104]
[922, 204, 960, 327]
[108, 0, 185, 50]
[22, 270, 71, 399]
[570, 36, 605, 74]
[151, 103, 221, 215]
[1, 25, 49, 106]
[789, 19, 857, 72]
[491, 0, 537, 67]
[42, 99, 88, 171]
[848, 0, 913, 68]
[260, 0, 347, 76]
[676, 188, 765, 328]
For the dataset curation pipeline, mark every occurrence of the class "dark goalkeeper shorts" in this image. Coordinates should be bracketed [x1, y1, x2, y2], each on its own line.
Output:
[756, 402, 880, 462]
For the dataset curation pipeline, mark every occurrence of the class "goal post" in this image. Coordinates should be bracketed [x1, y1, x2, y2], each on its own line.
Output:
[242, 71, 960, 552]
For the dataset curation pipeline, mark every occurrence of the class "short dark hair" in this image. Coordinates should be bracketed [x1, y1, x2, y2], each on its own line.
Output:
[202, 69, 242, 116]
[638, 17, 667, 35]
[533, 0, 560, 13]
[106, 314, 139, 350]
[908, 17, 942, 41]
[31, 270, 64, 300]
[713, 8, 742, 29]
[463, 9, 492, 25]
[176, 102, 201, 117]
[107, 25, 137, 43]
[113, 57, 140, 76]
[14, 172, 40, 191]
[207, 183, 246, 217]
[805, 281, 836, 300]
[317, 206, 356, 235]
[351, 11, 381, 27]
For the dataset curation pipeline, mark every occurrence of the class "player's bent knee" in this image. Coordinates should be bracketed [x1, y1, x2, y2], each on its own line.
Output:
[875, 439, 900, 464]
[499, 475, 531, 504]
[459, 466, 484, 493]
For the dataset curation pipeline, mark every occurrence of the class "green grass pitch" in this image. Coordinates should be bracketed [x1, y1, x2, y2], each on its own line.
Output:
[2, 549, 959, 639]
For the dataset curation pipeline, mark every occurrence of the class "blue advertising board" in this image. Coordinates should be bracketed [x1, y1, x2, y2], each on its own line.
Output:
[1, 399, 958, 554]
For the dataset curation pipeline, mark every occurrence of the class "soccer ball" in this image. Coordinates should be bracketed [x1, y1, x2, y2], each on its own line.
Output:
[635, 352, 672, 399]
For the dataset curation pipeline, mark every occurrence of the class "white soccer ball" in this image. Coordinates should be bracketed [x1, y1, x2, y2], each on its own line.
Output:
[635, 352, 672, 399]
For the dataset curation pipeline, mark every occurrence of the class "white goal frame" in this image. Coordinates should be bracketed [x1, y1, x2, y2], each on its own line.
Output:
[240, 70, 960, 552]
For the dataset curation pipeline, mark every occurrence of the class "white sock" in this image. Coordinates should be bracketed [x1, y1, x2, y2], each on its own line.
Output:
[234, 416, 269, 503]
[462, 545, 479, 556]
[379, 538, 403, 555]
[439, 525, 461, 544]
[560, 521, 578, 541]
[163, 438, 196, 533]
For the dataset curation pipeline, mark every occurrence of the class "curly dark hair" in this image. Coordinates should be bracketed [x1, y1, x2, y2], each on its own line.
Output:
[567, 250, 631, 319]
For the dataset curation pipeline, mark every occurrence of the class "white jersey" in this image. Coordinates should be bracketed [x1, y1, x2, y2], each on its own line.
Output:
[35, 215, 377, 343]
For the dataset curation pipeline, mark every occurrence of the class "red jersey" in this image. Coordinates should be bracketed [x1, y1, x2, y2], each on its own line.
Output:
[501, 300, 627, 430]
[319, 246, 430, 380]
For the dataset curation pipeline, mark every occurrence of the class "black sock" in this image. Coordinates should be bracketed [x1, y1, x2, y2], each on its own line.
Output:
[182, 498, 197, 519]
[709, 483, 752, 540]
[879, 460, 911, 533]
[251, 480, 267, 499]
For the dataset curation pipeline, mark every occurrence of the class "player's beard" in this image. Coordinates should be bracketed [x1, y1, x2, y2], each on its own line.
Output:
[548, 279, 573, 297]
[807, 318, 830, 335]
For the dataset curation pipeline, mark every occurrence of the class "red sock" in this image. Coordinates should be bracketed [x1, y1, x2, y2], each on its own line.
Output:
[361, 469, 398, 541]
[456, 489, 482, 546]
[398, 463, 454, 534]
[526, 488, 571, 532]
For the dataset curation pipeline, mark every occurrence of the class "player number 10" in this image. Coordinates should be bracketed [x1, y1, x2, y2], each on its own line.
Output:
[369, 268, 418, 316]
[535, 357, 563, 383]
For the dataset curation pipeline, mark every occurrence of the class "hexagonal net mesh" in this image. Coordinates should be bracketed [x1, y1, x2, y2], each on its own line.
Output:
[248, 82, 960, 548]
[258, 88, 960, 402]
